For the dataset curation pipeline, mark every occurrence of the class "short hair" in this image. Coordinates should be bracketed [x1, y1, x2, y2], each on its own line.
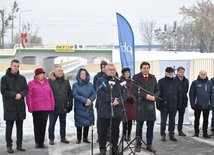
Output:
[11, 59, 20, 64]
[177, 66, 185, 71]
[140, 61, 150, 69]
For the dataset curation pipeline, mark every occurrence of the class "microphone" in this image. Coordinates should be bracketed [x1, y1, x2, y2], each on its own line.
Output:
[96, 81, 107, 91]
[125, 77, 134, 82]
[114, 76, 121, 81]
[108, 80, 115, 86]
[120, 81, 127, 89]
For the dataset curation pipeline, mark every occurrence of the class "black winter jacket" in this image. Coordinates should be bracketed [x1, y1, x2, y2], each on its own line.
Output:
[1, 68, 28, 121]
[156, 76, 182, 111]
[96, 73, 127, 118]
[132, 73, 160, 121]
[175, 75, 189, 108]
[189, 76, 214, 110]
[48, 71, 73, 114]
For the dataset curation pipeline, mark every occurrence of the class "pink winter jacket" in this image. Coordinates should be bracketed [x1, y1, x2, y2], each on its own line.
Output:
[26, 77, 55, 112]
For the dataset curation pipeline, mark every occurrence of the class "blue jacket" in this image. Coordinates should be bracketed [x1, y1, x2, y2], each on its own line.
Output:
[72, 68, 96, 127]
[189, 76, 214, 110]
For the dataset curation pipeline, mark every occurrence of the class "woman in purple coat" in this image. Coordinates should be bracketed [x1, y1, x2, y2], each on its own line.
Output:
[26, 68, 55, 148]
[121, 67, 136, 141]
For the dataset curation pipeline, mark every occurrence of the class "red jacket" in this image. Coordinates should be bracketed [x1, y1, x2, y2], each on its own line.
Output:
[26, 77, 55, 112]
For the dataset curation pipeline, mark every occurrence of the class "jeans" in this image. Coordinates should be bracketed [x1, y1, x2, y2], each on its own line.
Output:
[136, 121, 154, 146]
[48, 113, 67, 140]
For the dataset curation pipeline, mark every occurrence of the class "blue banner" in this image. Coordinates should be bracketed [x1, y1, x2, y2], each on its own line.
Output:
[116, 12, 135, 75]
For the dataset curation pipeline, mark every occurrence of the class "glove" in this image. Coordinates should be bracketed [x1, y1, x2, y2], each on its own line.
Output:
[127, 97, 134, 104]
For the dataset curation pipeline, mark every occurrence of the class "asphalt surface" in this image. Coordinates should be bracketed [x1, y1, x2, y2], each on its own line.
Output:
[0, 110, 214, 155]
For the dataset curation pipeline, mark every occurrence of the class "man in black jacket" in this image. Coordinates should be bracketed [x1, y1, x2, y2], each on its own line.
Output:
[48, 66, 73, 145]
[1, 59, 28, 153]
[189, 70, 214, 138]
[157, 67, 182, 142]
[175, 66, 189, 136]
[96, 63, 127, 155]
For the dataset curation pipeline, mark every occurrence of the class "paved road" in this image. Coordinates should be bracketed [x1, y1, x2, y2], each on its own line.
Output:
[1, 110, 214, 155]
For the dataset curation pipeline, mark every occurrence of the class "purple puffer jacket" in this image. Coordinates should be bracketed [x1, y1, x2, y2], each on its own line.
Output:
[26, 77, 55, 112]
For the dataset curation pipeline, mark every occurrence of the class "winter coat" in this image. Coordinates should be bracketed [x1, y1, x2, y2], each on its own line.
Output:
[175, 75, 189, 108]
[131, 73, 160, 121]
[1, 68, 28, 121]
[93, 71, 105, 108]
[48, 71, 73, 114]
[121, 76, 136, 120]
[26, 77, 55, 112]
[189, 76, 214, 110]
[72, 68, 96, 127]
[156, 76, 182, 112]
[96, 73, 127, 119]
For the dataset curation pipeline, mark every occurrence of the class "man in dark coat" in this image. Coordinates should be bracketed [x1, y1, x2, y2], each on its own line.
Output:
[189, 70, 214, 138]
[96, 63, 127, 155]
[48, 66, 73, 145]
[1, 59, 28, 153]
[156, 67, 182, 142]
[131, 61, 160, 153]
[210, 77, 214, 136]
[93, 60, 108, 142]
[175, 66, 189, 136]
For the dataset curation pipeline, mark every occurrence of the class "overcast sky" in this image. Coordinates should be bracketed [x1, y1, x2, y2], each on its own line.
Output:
[1, 0, 199, 45]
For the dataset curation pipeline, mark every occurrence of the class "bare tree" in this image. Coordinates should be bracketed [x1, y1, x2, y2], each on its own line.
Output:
[179, 0, 214, 52]
[0, 1, 19, 49]
[139, 19, 156, 51]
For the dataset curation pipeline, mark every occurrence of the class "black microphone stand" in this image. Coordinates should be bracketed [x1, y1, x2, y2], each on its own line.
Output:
[120, 78, 160, 155]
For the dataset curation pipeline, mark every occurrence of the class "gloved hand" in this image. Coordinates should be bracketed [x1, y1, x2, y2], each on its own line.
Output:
[127, 97, 134, 104]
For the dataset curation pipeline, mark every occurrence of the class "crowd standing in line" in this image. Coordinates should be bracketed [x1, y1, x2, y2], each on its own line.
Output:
[2, 59, 214, 155]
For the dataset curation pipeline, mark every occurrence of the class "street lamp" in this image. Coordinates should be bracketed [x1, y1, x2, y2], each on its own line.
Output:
[18, 9, 32, 60]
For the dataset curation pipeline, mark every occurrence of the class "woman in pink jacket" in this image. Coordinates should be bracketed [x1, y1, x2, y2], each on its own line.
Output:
[26, 68, 55, 148]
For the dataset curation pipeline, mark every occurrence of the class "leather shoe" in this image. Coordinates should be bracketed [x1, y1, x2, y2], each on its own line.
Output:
[161, 135, 166, 141]
[135, 146, 141, 152]
[146, 145, 156, 152]
[76, 139, 81, 144]
[61, 138, 69, 143]
[178, 131, 187, 136]
[17, 147, 26, 151]
[49, 140, 54, 145]
[193, 133, 199, 137]
[83, 139, 91, 143]
[170, 136, 177, 141]
[7, 147, 14, 153]
[203, 134, 211, 138]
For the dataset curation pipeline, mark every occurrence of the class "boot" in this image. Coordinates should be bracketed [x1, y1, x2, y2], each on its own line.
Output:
[7, 147, 14, 153]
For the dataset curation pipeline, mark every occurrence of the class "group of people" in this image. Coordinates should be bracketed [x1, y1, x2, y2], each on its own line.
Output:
[1, 59, 214, 155]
